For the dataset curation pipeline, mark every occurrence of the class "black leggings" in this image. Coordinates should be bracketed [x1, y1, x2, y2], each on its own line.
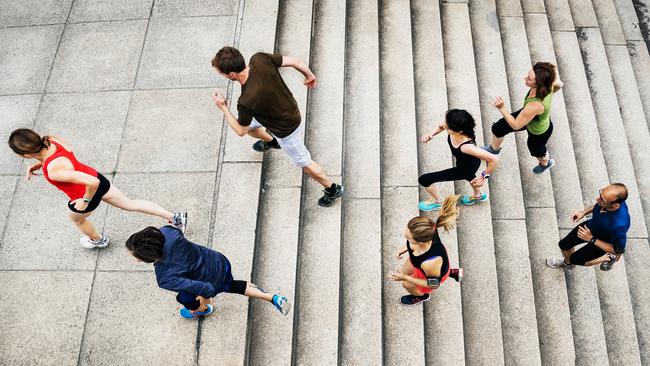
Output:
[176, 280, 247, 310]
[491, 109, 553, 158]
[558, 224, 607, 265]
[67, 173, 111, 213]
[418, 166, 479, 187]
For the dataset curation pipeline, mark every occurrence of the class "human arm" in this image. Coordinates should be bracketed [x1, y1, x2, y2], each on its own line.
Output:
[395, 245, 408, 259]
[462, 144, 500, 186]
[281, 56, 317, 88]
[389, 258, 443, 289]
[492, 96, 543, 130]
[571, 205, 595, 223]
[420, 121, 446, 143]
[576, 225, 623, 255]
[25, 161, 43, 180]
[46, 157, 100, 210]
[212, 92, 249, 137]
[158, 274, 217, 299]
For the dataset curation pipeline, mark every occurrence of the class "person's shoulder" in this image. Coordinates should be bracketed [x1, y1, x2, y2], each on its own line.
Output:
[250, 52, 282, 68]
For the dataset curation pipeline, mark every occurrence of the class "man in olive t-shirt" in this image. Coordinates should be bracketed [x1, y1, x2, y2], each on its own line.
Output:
[210, 46, 343, 207]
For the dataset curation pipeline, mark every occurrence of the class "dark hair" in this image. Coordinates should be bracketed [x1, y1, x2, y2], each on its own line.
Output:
[611, 183, 628, 204]
[125, 226, 165, 263]
[211, 46, 246, 74]
[8, 128, 50, 155]
[445, 109, 476, 141]
[532, 62, 556, 100]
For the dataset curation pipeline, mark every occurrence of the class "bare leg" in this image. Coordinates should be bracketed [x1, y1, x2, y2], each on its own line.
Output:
[244, 283, 274, 302]
[536, 152, 550, 167]
[69, 212, 101, 241]
[584, 254, 613, 267]
[424, 183, 442, 202]
[490, 135, 505, 150]
[102, 185, 173, 221]
[247, 127, 273, 142]
[470, 182, 483, 197]
[560, 248, 575, 264]
[402, 281, 425, 296]
[303, 161, 333, 188]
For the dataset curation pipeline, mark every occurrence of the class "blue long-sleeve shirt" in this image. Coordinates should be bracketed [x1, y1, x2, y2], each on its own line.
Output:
[154, 226, 230, 298]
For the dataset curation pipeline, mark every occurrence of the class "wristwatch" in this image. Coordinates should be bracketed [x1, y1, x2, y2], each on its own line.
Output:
[83, 198, 91, 203]
[481, 171, 490, 179]
[588, 237, 596, 245]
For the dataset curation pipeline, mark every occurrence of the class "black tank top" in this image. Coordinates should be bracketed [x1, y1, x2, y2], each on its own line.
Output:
[448, 135, 481, 172]
[407, 230, 450, 279]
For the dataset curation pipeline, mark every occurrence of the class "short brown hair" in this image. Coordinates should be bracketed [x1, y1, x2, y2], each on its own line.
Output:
[211, 46, 246, 74]
[533, 62, 556, 100]
[125, 226, 165, 263]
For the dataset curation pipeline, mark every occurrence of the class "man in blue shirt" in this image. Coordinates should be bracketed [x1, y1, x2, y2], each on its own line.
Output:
[547, 183, 630, 271]
[126, 226, 290, 319]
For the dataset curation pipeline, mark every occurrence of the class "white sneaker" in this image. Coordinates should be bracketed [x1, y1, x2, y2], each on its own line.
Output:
[171, 211, 188, 233]
[546, 256, 574, 270]
[79, 235, 110, 249]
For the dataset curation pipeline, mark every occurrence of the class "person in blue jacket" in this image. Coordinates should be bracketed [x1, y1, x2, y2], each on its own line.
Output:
[546, 183, 631, 271]
[126, 225, 290, 319]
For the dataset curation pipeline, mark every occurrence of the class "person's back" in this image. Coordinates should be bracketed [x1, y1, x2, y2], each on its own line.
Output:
[155, 226, 230, 297]
[237, 53, 301, 138]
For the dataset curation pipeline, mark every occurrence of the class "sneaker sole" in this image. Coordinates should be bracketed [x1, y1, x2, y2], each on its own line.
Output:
[533, 161, 555, 174]
[418, 203, 442, 212]
[400, 295, 431, 306]
[280, 301, 292, 316]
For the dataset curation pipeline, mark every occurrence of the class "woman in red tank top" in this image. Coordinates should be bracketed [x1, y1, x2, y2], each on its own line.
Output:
[389, 196, 464, 306]
[9, 129, 187, 249]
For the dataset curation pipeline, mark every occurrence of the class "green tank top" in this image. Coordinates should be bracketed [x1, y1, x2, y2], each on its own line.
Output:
[523, 88, 553, 135]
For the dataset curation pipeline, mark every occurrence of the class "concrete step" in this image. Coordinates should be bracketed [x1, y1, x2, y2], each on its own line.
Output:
[612, 0, 650, 132]
[411, 1, 465, 363]
[440, 2, 505, 364]
[246, 0, 312, 364]
[292, 1, 346, 365]
[495, 1, 576, 364]
[378, 1, 424, 364]
[338, 0, 383, 364]
[469, 1, 542, 364]
[197, 1, 277, 364]
[522, 3, 610, 364]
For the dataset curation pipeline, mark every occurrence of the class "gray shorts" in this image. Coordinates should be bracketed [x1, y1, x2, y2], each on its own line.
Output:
[249, 118, 312, 167]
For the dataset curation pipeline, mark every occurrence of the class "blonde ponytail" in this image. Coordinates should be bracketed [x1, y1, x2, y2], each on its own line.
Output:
[435, 195, 460, 232]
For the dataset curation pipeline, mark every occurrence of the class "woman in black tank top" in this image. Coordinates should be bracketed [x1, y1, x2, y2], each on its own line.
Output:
[418, 109, 500, 211]
[389, 206, 464, 306]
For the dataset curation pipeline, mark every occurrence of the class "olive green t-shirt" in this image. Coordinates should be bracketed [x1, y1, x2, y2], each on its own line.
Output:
[237, 53, 301, 138]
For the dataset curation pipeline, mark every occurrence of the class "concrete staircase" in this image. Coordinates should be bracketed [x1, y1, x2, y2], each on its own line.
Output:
[206, 0, 650, 364]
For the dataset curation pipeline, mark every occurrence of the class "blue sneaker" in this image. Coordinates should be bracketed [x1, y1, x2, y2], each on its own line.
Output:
[418, 199, 442, 211]
[179, 304, 214, 319]
[532, 158, 555, 174]
[460, 192, 488, 206]
[272, 295, 291, 316]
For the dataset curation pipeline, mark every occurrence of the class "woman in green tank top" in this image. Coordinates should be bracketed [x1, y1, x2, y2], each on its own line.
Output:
[483, 62, 563, 174]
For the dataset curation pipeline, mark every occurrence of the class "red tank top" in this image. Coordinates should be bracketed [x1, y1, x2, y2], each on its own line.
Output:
[42, 140, 98, 200]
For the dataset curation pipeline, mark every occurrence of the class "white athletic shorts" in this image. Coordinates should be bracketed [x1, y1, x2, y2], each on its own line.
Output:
[249, 118, 312, 168]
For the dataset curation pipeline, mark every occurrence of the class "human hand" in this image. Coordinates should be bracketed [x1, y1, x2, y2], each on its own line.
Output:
[212, 91, 227, 109]
[304, 74, 318, 88]
[396, 249, 405, 260]
[491, 96, 505, 109]
[192, 296, 213, 314]
[25, 163, 41, 181]
[421, 133, 433, 144]
[389, 269, 406, 281]
[571, 211, 585, 223]
[577, 225, 594, 242]
[71, 198, 88, 211]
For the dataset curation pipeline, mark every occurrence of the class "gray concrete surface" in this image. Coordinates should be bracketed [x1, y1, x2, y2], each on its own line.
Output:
[1, 0, 649, 364]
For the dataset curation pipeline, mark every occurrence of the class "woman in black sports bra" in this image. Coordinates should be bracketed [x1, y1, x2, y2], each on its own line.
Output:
[418, 109, 500, 211]
[389, 197, 464, 305]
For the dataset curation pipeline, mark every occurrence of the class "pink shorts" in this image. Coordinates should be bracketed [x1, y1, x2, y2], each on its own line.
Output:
[409, 259, 450, 294]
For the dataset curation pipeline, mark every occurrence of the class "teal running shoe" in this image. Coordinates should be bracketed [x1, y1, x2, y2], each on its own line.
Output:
[272, 295, 291, 316]
[460, 192, 488, 206]
[179, 304, 213, 319]
[418, 199, 442, 212]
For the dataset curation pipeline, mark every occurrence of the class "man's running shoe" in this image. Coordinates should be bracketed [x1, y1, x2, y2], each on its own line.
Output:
[450, 268, 464, 283]
[318, 183, 344, 207]
[546, 256, 575, 270]
[400, 294, 430, 306]
[253, 138, 281, 152]
[171, 211, 188, 233]
[600, 253, 616, 271]
[179, 304, 214, 319]
[272, 295, 291, 315]
[532, 158, 555, 174]
[482, 145, 501, 155]
[79, 235, 110, 249]
[419, 199, 442, 212]
[460, 192, 489, 206]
